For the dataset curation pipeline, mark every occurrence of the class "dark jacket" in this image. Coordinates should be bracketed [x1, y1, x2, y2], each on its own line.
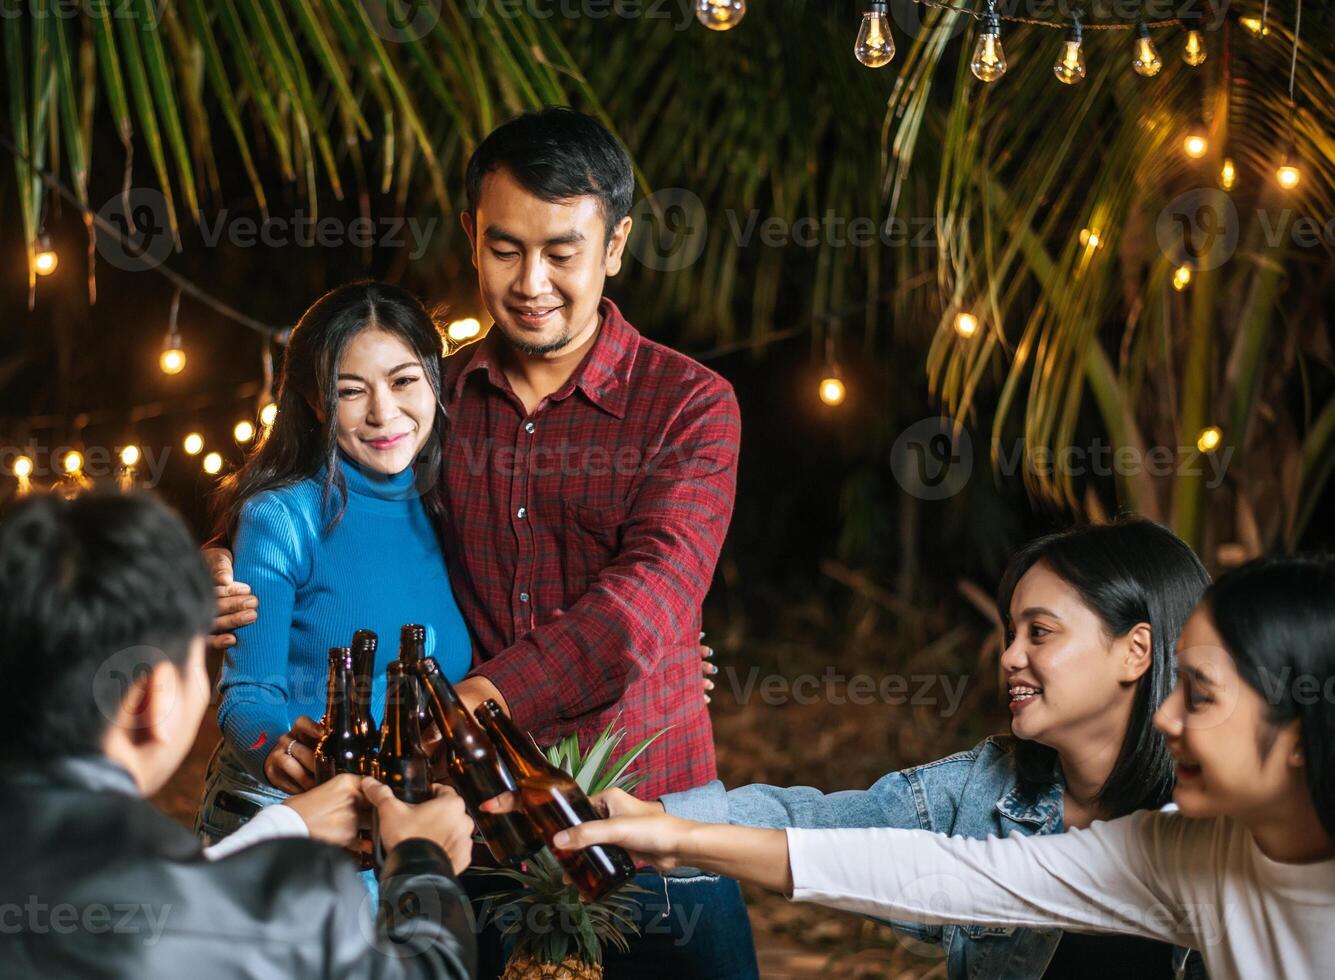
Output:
[0, 756, 476, 979]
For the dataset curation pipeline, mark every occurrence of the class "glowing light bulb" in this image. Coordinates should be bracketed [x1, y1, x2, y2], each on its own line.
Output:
[1079, 228, 1101, 249]
[120, 445, 141, 467]
[970, 7, 1007, 82]
[234, 420, 256, 444]
[854, 0, 895, 68]
[34, 236, 58, 276]
[260, 402, 278, 427]
[819, 376, 846, 406]
[1182, 29, 1206, 66]
[1220, 158, 1236, 190]
[63, 450, 83, 474]
[1276, 160, 1300, 189]
[446, 317, 482, 342]
[202, 452, 223, 475]
[13, 455, 34, 479]
[1172, 265, 1192, 291]
[1239, 16, 1266, 36]
[160, 345, 186, 375]
[1053, 18, 1086, 85]
[1131, 21, 1162, 77]
[695, 0, 744, 31]
[183, 432, 204, 456]
[954, 312, 980, 338]
[1196, 426, 1222, 454]
[1183, 128, 1208, 159]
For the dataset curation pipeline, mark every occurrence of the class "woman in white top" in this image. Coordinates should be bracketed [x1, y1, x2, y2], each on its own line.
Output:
[547, 556, 1335, 980]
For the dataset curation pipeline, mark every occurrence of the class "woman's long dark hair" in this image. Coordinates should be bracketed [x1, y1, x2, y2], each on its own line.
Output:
[211, 281, 448, 539]
[1206, 555, 1335, 838]
[995, 519, 1210, 818]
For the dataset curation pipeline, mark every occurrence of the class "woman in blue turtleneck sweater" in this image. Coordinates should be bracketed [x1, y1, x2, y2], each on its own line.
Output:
[196, 281, 469, 848]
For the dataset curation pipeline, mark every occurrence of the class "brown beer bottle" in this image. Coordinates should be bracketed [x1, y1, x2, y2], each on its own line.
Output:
[349, 628, 379, 740]
[413, 656, 543, 866]
[475, 699, 637, 902]
[372, 662, 434, 803]
[396, 625, 440, 757]
[313, 647, 373, 782]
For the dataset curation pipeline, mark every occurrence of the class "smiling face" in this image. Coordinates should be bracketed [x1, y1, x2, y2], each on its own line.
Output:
[329, 327, 435, 475]
[1000, 562, 1151, 753]
[461, 166, 631, 358]
[1154, 607, 1304, 822]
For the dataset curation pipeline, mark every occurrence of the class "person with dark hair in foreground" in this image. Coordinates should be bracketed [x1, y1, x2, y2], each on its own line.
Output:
[0, 491, 476, 979]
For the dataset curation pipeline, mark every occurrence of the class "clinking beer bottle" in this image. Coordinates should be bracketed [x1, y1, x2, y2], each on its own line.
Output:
[397, 625, 440, 758]
[349, 628, 379, 740]
[370, 663, 434, 872]
[474, 699, 636, 902]
[314, 647, 375, 870]
[413, 656, 543, 866]
[313, 647, 373, 781]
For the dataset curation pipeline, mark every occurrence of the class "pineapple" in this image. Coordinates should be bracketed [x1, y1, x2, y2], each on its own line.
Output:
[477, 722, 666, 980]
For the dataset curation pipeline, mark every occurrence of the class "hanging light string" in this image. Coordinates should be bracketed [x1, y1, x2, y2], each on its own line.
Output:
[904, 0, 1183, 30]
[0, 130, 285, 340]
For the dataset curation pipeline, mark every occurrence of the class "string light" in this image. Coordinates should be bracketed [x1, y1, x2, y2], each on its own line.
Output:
[183, 432, 204, 456]
[202, 452, 223, 475]
[819, 375, 847, 406]
[1181, 23, 1206, 66]
[1131, 21, 1162, 78]
[1053, 15, 1086, 85]
[13, 455, 33, 479]
[446, 317, 482, 342]
[854, 0, 895, 68]
[695, 0, 744, 31]
[1239, 16, 1267, 35]
[970, 4, 1007, 82]
[1183, 126, 1208, 159]
[62, 450, 83, 474]
[1196, 426, 1222, 454]
[120, 445, 141, 467]
[954, 312, 980, 338]
[160, 288, 186, 376]
[233, 420, 256, 444]
[1172, 265, 1192, 291]
[1220, 158, 1236, 190]
[1079, 228, 1101, 249]
[1275, 159, 1301, 189]
[34, 235, 58, 276]
[260, 402, 278, 427]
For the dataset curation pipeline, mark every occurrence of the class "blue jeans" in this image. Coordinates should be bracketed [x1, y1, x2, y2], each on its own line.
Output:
[465, 868, 757, 979]
[602, 872, 758, 980]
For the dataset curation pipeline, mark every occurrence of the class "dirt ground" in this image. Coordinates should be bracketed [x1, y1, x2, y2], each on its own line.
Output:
[160, 638, 999, 979]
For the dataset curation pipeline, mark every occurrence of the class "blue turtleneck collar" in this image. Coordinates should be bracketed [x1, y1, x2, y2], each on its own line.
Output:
[335, 451, 419, 503]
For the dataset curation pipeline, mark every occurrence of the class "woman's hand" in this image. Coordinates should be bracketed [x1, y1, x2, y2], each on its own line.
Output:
[281, 773, 364, 848]
[552, 811, 698, 871]
[264, 715, 322, 794]
[700, 632, 717, 703]
[204, 547, 258, 652]
[589, 786, 667, 819]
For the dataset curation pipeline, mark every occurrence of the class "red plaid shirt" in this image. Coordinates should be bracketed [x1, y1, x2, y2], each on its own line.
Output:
[439, 298, 740, 798]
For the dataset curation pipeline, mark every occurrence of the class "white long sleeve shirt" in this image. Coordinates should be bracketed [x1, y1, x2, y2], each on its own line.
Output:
[787, 810, 1335, 980]
[202, 804, 309, 861]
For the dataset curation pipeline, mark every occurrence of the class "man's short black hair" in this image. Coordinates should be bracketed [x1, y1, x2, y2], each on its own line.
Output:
[464, 107, 635, 240]
[0, 491, 214, 762]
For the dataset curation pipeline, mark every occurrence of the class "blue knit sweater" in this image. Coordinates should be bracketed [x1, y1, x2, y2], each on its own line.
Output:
[217, 453, 472, 780]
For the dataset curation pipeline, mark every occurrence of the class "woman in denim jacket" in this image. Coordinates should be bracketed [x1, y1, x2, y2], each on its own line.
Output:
[596, 519, 1210, 979]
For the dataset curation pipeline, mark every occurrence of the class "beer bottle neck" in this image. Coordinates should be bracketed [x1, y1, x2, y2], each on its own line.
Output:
[479, 708, 552, 778]
[381, 672, 423, 756]
[326, 657, 356, 733]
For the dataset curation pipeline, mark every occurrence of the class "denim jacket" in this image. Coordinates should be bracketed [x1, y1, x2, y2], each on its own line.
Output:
[661, 735, 1204, 980]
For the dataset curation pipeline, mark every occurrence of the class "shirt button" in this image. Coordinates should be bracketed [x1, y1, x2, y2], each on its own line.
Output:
[519, 592, 530, 603]
[524, 421, 535, 434]
[516, 506, 527, 520]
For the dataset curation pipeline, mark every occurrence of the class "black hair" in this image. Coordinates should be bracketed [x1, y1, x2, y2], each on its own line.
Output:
[1205, 555, 1335, 838]
[996, 518, 1211, 818]
[464, 107, 635, 242]
[211, 280, 447, 539]
[0, 491, 214, 762]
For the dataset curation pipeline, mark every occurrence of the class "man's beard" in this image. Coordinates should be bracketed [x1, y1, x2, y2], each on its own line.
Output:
[500, 321, 573, 357]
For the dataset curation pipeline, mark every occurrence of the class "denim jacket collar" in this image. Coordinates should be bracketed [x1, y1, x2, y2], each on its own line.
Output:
[995, 775, 1065, 833]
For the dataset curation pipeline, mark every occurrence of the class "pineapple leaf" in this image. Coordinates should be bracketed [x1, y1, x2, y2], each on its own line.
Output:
[593, 727, 672, 794]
